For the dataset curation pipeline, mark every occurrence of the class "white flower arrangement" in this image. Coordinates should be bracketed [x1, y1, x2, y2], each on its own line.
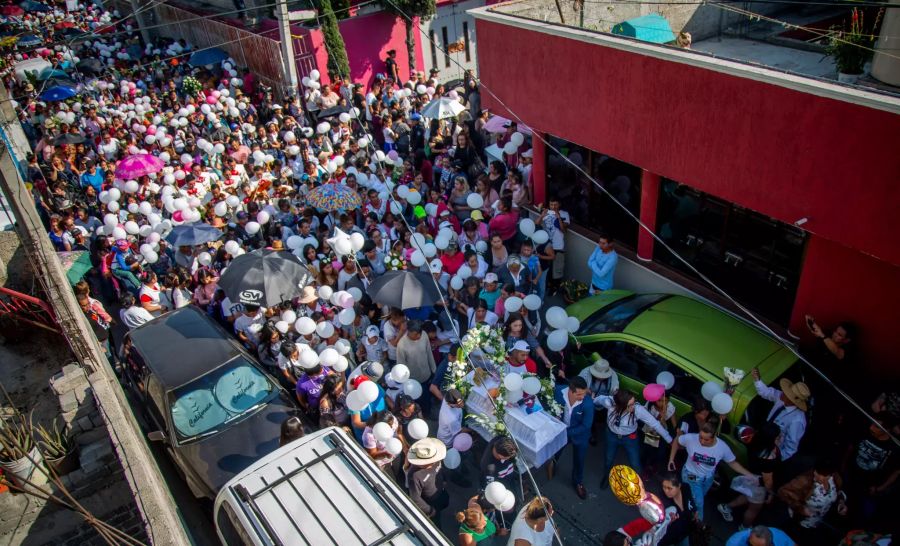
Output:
[723, 367, 745, 394]
[460, 324, 507, 369]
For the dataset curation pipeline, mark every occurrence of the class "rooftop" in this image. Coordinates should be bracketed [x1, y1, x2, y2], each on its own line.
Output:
[480, 0, 900, 102]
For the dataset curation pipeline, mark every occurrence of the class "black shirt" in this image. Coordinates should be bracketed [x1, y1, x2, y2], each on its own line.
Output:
[480, 437, 517, 489]
[660, 485, 697, 545]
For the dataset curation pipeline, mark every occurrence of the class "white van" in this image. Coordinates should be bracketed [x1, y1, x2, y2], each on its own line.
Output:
[214, 427, 454, 546]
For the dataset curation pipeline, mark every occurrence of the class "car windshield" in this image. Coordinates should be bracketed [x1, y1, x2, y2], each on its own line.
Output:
[576, 294, 669, 335]
[169, 356, 276, 441]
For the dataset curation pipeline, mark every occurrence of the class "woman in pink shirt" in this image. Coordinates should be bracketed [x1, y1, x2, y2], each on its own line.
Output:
[488, 196, 518, 244]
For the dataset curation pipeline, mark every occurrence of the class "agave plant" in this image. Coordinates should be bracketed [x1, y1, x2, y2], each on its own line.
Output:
[0, 411, 35, 462]
[34, 420, 69, 460]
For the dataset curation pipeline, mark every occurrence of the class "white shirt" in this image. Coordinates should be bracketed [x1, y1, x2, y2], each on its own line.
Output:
[234, 312, 265, 344]
[437, 400, 462, 447]
[508, 506, 555, 546]
[119, 306, 154, 330]
[221, 297, 244, 320]
[754, 380, 807, 460]
[383, 321, 401, 360]
[542, 210, 570, 251]
[596, 396, 673, 442]
[678, 433, 735, 478]
[467, 308, 499, 327]
[561, 387, 581, 426]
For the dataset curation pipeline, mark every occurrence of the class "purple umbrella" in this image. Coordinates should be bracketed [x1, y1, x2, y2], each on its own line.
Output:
[114, 154, 164, 179]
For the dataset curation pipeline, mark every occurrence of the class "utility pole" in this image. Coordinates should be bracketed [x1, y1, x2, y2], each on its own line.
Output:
[276, 0, 300, 99]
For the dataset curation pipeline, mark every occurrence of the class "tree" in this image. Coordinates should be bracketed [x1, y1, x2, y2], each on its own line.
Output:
[380, 0, 435, 76]
[316, 0, 351, 78]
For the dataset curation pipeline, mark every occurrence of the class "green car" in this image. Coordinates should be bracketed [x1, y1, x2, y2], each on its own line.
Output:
[567, 290, 801, 461]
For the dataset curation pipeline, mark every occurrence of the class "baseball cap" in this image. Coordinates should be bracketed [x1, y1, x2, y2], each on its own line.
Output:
[484, 273, 498, 284]
[365, 325, 380, 338]
[470, 210, 484, 221]
[508, 340, 530, 353]
[236, 211, 248, 220]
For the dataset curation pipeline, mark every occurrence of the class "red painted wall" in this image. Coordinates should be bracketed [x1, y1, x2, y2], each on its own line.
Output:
[790, 236, 900, 378]
[475, 19, 900, 268]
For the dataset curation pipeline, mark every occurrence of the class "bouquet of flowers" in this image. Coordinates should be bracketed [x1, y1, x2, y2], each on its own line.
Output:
[723, 367, 745, 395]
[467, 412, 508, 437]
[181, 76, 202, 97]
[536, 371, 564, 418]
[460, 324, 507, 368]
[383, 249, 407, 271]
[445, 357, 473, 399]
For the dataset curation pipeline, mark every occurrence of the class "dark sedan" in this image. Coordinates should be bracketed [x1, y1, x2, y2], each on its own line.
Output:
[122, 306, 297, 499]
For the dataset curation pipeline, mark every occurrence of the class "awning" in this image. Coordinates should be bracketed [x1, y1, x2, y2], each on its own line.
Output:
[612, 14, 676, 44]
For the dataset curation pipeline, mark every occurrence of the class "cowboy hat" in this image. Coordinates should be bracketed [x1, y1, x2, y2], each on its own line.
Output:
[297, 286, 317, 304]
[779, 378, 811, 411]
[589, 358, 614, 379]
[407, 437, 447, 466]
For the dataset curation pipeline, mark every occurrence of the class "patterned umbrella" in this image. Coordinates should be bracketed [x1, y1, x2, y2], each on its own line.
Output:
[17, 34, 41, 47]
[306, 183, 362, 213]
[115, 153, 164, 179]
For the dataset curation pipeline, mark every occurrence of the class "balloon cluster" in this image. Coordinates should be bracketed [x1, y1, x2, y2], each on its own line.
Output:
[484, 481, 516, 512]
[502, 132, 526, 156]
[543, 306, 581, 351]
[518, 218, 550, 246]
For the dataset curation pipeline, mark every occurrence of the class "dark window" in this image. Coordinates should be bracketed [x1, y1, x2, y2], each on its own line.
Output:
[463, 21, 471, 62]
[441, 27, 451, 67]
[145, 375, 168, 433]
[576, 294, 668, 336]
[429, 30, 438, 70]
[545, 135, 641, 249]
[655, 179, 807, 325]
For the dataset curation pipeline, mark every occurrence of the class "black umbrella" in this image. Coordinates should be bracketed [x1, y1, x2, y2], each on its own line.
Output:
[366, 270, 444, 310]
[54, 133, 86, 146]
[218, 249, 313, 307]
[76, 59, 103, 73]
[165, 223, 223, 247]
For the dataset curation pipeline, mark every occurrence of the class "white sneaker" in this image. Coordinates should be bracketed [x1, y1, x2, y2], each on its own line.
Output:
[717, 503, 733, 522]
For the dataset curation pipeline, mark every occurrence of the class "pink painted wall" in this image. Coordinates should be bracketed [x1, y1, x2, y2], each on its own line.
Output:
[338, 11, 423, 87]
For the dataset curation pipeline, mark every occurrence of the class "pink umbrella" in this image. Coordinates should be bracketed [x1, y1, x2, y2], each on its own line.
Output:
[115, 153, 164, 179]
[483, 115, 532, 135]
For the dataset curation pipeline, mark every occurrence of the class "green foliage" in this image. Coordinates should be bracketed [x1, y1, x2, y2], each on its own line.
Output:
[826, 8, 882, 75]
[34, 420, 69, 460]
[316, 0, 351, 78]
[0, 411, 34, 462]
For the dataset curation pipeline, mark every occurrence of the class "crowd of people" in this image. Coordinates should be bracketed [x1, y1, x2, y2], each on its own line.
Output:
[3, 2, 897, 545]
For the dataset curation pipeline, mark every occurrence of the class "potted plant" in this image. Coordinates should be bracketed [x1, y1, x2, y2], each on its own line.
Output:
[559, 279, 589, 304]
[0, 411, 46, 489]
[35, 420, 77, 476]
[826, 8, 881, 83]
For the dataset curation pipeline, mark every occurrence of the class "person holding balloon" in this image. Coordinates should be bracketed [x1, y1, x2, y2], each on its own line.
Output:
[667, 419, 756, 520]
[596, 389, 674, 490]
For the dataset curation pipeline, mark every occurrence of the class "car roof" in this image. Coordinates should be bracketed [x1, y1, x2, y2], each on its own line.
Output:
[217, 427, 452, 546]
[623, 295, 795, 376]
[128, 306, 243, 389]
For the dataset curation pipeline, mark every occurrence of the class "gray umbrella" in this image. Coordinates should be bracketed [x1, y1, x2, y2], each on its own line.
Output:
[366, 270, 444, 310]
[218, 249, 314, 307]
[165, 223, 223, 247]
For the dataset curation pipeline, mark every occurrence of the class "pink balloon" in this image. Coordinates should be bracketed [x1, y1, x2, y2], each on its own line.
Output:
[172, 210, 184, 222]
[387, 150, 399, 161]
[205, 95, 217, 105]
[146, 125, 156, 135]
[340, 294, 354, 309]
[452, 432, 473, 452]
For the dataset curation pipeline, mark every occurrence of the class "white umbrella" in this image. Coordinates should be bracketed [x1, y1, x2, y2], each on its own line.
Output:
[420, 97, 465, 120]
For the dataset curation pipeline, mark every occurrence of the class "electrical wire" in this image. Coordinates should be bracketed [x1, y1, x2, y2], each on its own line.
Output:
[384, 0, 900, 446]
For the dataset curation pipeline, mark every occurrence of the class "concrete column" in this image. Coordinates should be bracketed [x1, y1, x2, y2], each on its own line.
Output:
[637, 169, 660, 261]
[872, 4, 900, 86]
[531, 130, 547, 205]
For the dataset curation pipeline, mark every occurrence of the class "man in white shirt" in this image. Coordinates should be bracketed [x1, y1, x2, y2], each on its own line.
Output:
[437, 388, 465, 446]
[233, 304, 266, 349]
[119, 294, 154, 330]
[751, 367, 810, 461]
[537, 197, 570, 294]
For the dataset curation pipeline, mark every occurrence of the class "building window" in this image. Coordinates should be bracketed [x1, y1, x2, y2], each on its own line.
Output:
[655, 179, 807, 325]
[441, 27, 451, 67]
[463, 21, 471, 62]
[545, 135, 641, 249]
[429, 30, 438, 69]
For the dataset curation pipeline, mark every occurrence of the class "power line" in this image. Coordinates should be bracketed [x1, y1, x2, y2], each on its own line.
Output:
[380, 0, 900, 449]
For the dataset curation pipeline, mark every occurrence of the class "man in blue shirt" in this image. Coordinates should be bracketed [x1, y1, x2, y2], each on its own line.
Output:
[588, 233, 618, 294]
[725, 526, 795, 546]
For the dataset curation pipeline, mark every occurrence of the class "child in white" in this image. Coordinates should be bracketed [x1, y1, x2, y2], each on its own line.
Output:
[437, 389, 465, 446]
[358, 325, 389, 363]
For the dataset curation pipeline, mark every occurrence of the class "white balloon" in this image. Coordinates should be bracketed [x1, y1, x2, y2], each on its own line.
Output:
[546, 329, 569, 351]
[444, 448, 461, 469]
[318, 286, 333, 301]
[656, 371, 675, 390]
[450, 276, 464, 290]
[485, 482, 508, 506]
[104, 213, 118, 227]
[124, 221, 140, 235]
[406, 191, 422, 205]
[390, 364, 410, 383]
[712, 392, 734, 414]
[281, 310, 297, 324]
[334, 339, 352, 355]
[466, 193, 484, 209]
[107, 200, 120, 213]
[256, 211, 270, 225]
[701, 381, 723, 401]
[345, 390, 368, 412]
[510, 132, 525, 146]
[504, 373, 524, 391]
[407, 418, 429, 440]
[245, 221, 261, 235]
[531, 230, 549, 245]
[524, 294, 542, 311]
[295, 317, 316, 335]
[333, 355, 349, 373]
[347, 287, 363, 302]
[519, 218, 536, 237]
[139, 201, 153, 216]
[505, 296, 523, 313]
[334, 238, 352, 257]
[385, 437, 403, 456]
[143, 250, 158, 264]
[434, 235, 450, 250]
[410, 250, 426, 268]
[499, 490, 516, 511]
[372, 422, 393, 443]
[198, 252, 212, 266]
[226, 195, 240, 208]
[422, 243, 437, 258]
[403, 379, 423, 399]
[357, 380, 379, 403]
[214, 201, 229, 217]
[299, 349, 319, 369]
[112, 227, 127, 240]
[349, 232, 366, 252]
[287, 235, 304, 250]
[338, 308, 356, 325]
[457, 265, 472, 280]
[565, 316, 581, 333]
[523, 376, 542, 395]
[316, 321, 335, 338]
[545, 307, 568, 329]
[274, 321, 289, 334]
